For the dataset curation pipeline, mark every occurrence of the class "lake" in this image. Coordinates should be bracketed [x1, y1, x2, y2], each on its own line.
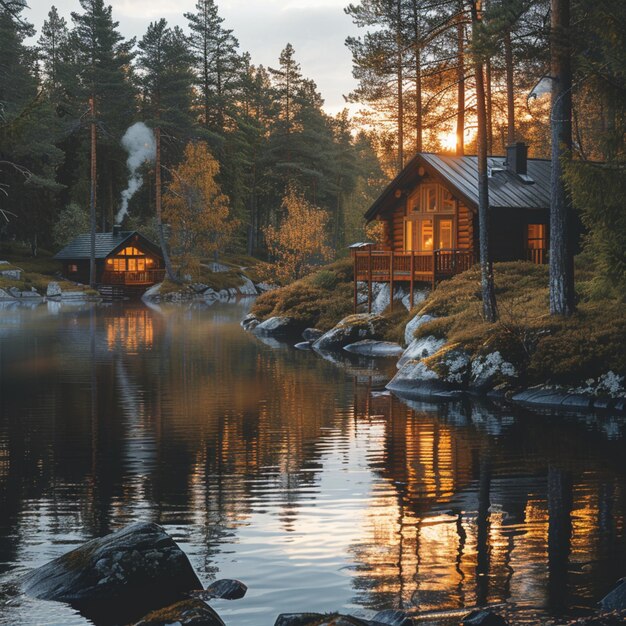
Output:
[0, 301, 625, 625]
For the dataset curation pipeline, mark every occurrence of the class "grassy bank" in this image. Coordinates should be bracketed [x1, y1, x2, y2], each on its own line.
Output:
[251, 256, 626, 389]
[0, 242, 97, 295]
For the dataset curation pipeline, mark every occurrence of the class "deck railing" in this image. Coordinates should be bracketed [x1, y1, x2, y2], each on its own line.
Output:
[102, 269, 166, 285]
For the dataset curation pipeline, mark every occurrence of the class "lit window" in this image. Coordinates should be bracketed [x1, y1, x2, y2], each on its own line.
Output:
[68, 264, 78, 273]
[404, 220, 413, 251]
[423, 186, 437, 212]
[527, 224, 546, 249]
[420, 220, 433, 250]
[439, 219, 453, 249]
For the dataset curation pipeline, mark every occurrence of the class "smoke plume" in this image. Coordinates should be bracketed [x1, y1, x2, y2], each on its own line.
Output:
[116, 122, 156, 223]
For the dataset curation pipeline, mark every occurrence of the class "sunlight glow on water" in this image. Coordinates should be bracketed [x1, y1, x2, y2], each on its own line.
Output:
[0, 301, 625, 625]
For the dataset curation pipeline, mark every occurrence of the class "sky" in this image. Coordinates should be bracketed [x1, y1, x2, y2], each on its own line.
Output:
[26, 0, 361, 116]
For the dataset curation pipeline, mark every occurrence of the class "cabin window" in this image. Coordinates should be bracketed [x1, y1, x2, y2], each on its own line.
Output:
[404, 220, 414, 251]
[119, 246, 144, 256]
[419, 220, 434, 250]
[527, 223, 547, 264]
[441, 189, 456, 212]
[438, 219, 454, 249]
[422, 185, 438, 212]
[407, 190, 420, 213]
[68, 264, 78, 273]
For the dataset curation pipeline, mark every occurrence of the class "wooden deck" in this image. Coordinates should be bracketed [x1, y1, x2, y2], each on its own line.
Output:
[353, 248, 476, 312]
[101, 269, 166, 285]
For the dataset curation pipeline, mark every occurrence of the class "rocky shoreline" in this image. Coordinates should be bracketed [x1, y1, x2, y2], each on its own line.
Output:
[10, 523, 626, 626]
[243, 310, 626, 415]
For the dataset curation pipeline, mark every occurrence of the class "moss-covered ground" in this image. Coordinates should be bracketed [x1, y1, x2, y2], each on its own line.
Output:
[251, 255, 626, 388]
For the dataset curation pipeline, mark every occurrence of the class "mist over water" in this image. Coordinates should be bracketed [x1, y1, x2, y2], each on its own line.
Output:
[116, 122, 156, 223]
[0, 302, 625, 626]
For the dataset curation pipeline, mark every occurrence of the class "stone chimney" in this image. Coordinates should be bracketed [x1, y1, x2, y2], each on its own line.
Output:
[112, 224, 122, 237]
[506, 142, 528, 176]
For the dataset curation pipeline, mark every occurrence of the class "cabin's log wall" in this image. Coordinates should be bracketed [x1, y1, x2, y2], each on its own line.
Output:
[457, 202, 473, 250]
[392, 203, 405, 249]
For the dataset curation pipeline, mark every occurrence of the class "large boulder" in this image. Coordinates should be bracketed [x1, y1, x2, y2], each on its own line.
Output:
[469, 351, 517, 391]
[241, 313, 260, 331]
[302, 328, 324, 343]
[371, 283, 409, 314]
[274, 611, 413, 626]
[142, 283, 162, 303]
[46, 282, 62, 298]
[254, 316, 301, 336]
[312, 314, 388, 352]
[600, 577, 626, 611]
[397, 336, 446, 369]
[403, 313, 435, 345]
[0, 288, 13, 300]
[21, 522, 202, 624]
[237, 275, 258, 296]
[386, 347, 471, 399]
[344, 340, 404, 357]
[132, 599, 225, 626]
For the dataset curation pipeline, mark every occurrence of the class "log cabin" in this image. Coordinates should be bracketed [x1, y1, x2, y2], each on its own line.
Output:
[353, 143, 550, 310]
[54, 225, 165, 290]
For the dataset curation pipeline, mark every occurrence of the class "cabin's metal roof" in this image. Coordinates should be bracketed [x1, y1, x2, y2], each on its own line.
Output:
[54, 231, 161, 260]
[365, 152, 551, 220]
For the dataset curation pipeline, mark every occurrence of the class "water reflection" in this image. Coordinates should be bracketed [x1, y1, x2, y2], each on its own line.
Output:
[0, 303, 625, 625]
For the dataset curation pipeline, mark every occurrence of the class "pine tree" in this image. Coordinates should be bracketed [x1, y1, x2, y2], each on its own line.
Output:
[38, 6, 68, 94]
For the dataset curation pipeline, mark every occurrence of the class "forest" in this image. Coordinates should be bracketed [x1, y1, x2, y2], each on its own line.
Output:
[0, 0, 624, 298]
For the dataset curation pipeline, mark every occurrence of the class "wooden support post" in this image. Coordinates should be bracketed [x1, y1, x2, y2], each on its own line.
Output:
[389, 250, 394, 312]
[353, 253, 358, 314]
[432, 250, 437, 290]
[367, 246, 372, 314]
[410, 251, 415, 310]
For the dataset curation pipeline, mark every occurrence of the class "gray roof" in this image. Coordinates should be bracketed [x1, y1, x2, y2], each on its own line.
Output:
[54, 231, 161, 260]
[365, 153, 551, 220]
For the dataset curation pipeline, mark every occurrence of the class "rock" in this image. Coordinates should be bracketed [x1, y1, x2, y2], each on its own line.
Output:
[372, 609, 414, 626]
[470, 351, 517, 391]
[61, 291, 86, 300]
[313, 314, 389, 352]
[132, 598, 225, 626]
[142, 283, 162, 303]
[302, 328, 324, 343]
[8, 287, 21, 297]
[600, 577, 626, 611]
[241, 313, 260, 331]
[387, 347, 470, 399]
[0, 288, 14, 300]
[46, 282, 62, 298]
[274, 614, 370, 626]
[204, 288, 219, 301]
[190, 578, 247, 601]
[21, 521, 202, 624]
[207, 261, 230, 273]
[343, 340, 404, 357]
[191, 283, 209, 293]
[256, 282, 277, 292]
[254, 316, 300, 336]
[0, 267, 22, 280]
[397, 336, 446, 369]
[20, 290, 41, 298]
[228, 287, 238, 297]
[294, 341, 311, 350]
[237, 275, 258, 296]
[512, 387, 593, 410]
[404, 313, 435, 345]
[371, 283, 410, 314]
[462, 609, 508, 626]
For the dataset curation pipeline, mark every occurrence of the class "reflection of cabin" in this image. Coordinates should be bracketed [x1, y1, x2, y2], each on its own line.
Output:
[54, 226, 165, 289]
[353, 143, 550, 308]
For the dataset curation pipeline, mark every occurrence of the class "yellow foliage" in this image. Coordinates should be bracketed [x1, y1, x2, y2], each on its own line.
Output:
[365, 220, 387, 246]
[163, 142, 237, 274]
[263, 185, 333, 284]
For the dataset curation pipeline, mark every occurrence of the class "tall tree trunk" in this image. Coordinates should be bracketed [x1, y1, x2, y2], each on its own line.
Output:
[504, 30, 515, 145]
[396, 0, 404, 171]
[471, 1, 498, 322]
[89, 96, 97, 288]
[155, 126, 176, 281]
[456, 11, 465, 156]
[485, 60, 493, 154]
[549, 0, 575, 316]
[412, 0, 422, 153]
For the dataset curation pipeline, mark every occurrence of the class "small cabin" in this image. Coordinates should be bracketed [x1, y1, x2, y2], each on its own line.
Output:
[354, 143, 550, 307]
[54, 226, 165, 287]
